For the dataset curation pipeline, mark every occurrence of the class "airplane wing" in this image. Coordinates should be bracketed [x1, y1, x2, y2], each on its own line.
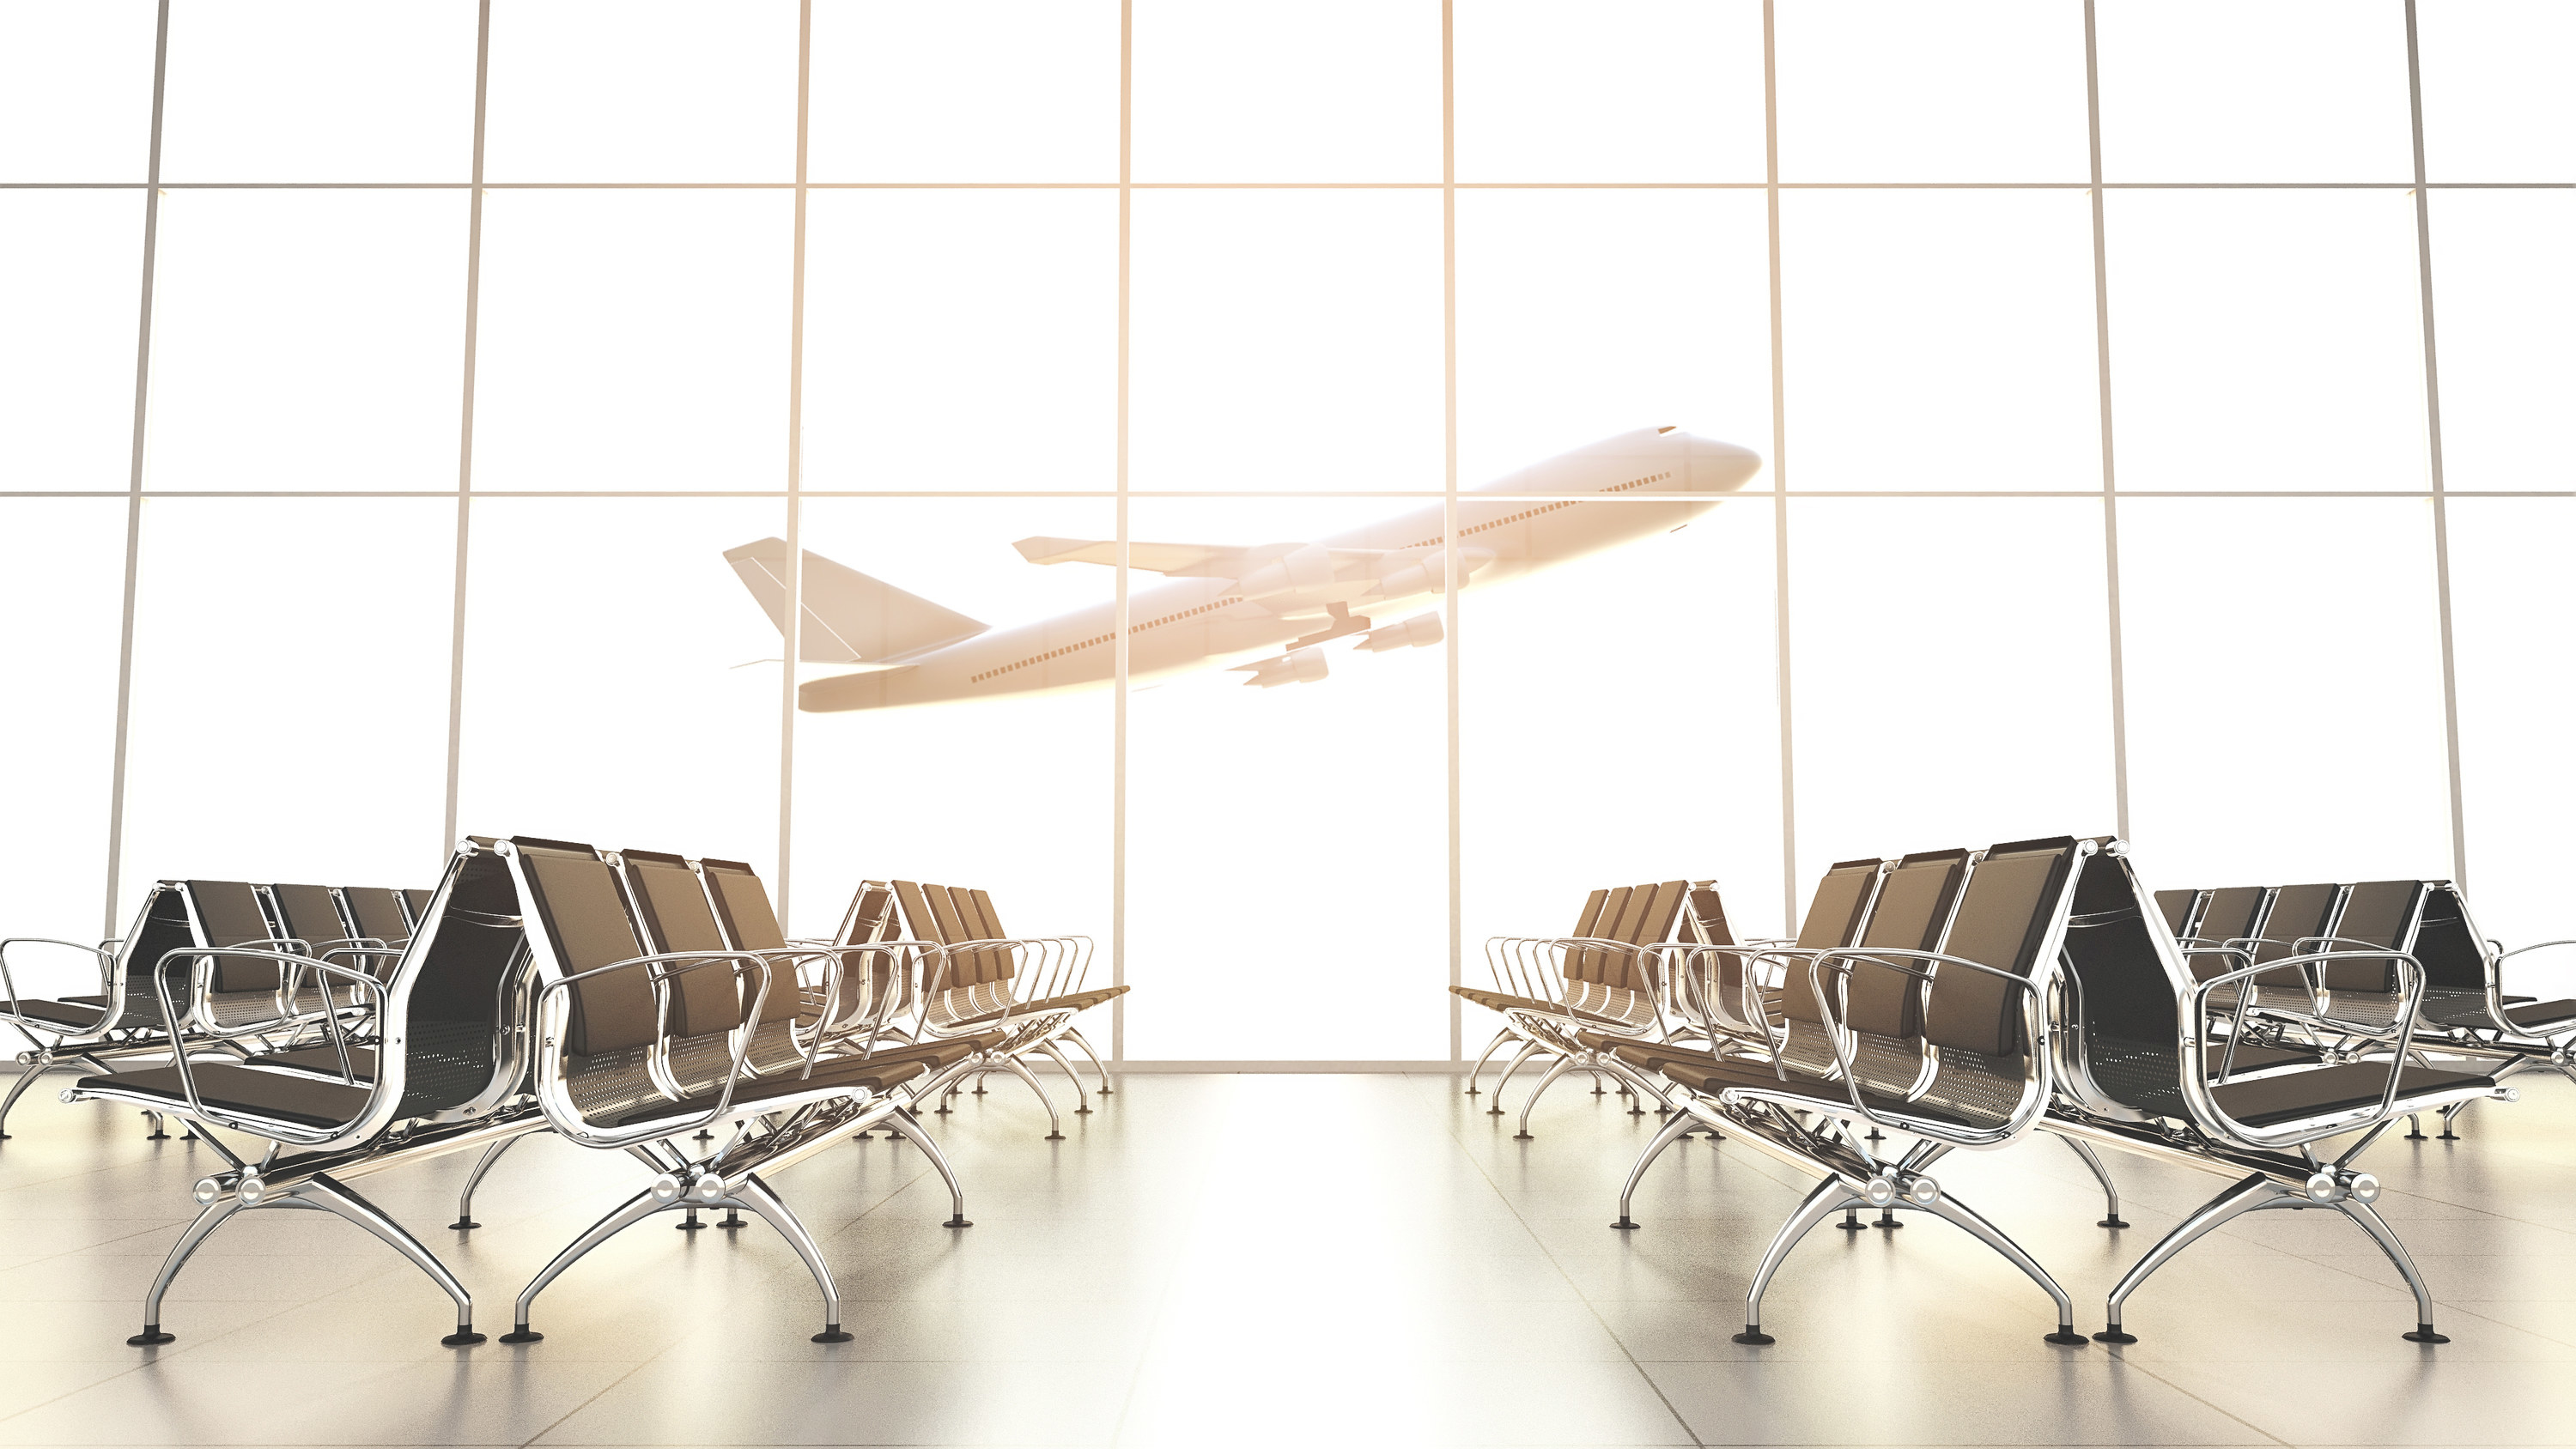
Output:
[1012, 536, 1390, 579]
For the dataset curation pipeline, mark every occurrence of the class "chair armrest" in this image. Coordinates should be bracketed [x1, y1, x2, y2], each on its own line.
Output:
[0, 937, 118, 1034]
[2184, 949, 2432, 1149]
[531, 949, 775, 1148]
[1802, 946, 2050, 1147]
[143, 949, 391, 1141]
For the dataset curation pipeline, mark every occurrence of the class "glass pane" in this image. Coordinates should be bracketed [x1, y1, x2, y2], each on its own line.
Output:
[159, 0, 478, 182]
[807, 0, 1118, 182]
[1782, 190, 2099, 491]
[1130, 191, 1443, 492]
[472, 191, 790, 492]
[1455, 189, 1771, 488]
[2118, 497, 2451, 885]
[482, 0, 797, 182]
[1461, 496, 1788, 954]
[2419, 0, 2575, 183]
[1124, 495, 1449, 1060]
[0, 500, 126, 943]
[456, 497, 784, 870]
[118, 498, 457, 919]
[2429, 191, 2574, 493]
[783, 497, 1114, 950]
[2096, 0, 2415, 182]
[801, 191, 1116, 493]
[0, 1, 157, 182]
[1775, 0, 2089, 182]
[1453, 0, 1763, 183]
[2106, 191, 2427, 493]
[0, 190, 143, 491]
[1786, 498, 2117, 884]
[1131, 0, 1440, 182]
[144, 191, 468, 491]
[2448, 499, 2575, 960]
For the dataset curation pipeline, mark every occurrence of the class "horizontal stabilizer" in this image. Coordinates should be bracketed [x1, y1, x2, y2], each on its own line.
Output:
[726, 538, 988, 664]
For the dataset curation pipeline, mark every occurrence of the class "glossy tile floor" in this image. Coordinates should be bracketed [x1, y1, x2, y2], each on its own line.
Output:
[2, 1068, 2573, 1446]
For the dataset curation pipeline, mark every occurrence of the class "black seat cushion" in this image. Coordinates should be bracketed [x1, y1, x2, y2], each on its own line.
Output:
[74, 1064, 372, 1131]
[2506, 999, 2576, 1030]
[2209, 1064, 2494, 1129]
[600, 1052, 934, 1129]
[252, 1045, 379, 1082]
[5, 998, 113, 1029]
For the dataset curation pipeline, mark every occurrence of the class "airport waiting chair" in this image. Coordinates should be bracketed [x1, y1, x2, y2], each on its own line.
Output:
[60, 840, 543, 1348]
[2048, 846, 2514, 1344]
[1636, 838, 2097, 1347]
[1455, 880, 1692, 1131]
[0, 882, 212, 1139]
[890, 880, 1120, 1138]
[497, 837, 969, 1344]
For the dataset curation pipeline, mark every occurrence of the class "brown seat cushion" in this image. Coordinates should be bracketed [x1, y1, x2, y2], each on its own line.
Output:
[1453, 985, 1645, 1032]
[2506, 999, 2576, 1030]
[947, 985, 1130, 1028]
[75, 1064, 373, 1131]
[2208, 1064, 2494, 1129]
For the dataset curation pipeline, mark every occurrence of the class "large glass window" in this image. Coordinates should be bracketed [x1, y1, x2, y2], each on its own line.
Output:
[2117, 498, 2453, 887]
[0, 191, 143, 492]
[118, 498, 457, 920]
[143, 191, 469, 492]
[7, 3, 2573, 1059]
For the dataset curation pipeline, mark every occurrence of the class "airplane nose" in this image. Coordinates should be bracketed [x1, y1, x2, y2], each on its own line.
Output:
[1678, 433, 1765, 489]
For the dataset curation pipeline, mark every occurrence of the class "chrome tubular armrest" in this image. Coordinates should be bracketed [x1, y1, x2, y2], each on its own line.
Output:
[1803, 947, 2050, 1147]
[0, 937, 118, 1034]
[2183, 949, 2430, 1149]
[531, 949, 774, 1148]
[144, 949, 390, 1141]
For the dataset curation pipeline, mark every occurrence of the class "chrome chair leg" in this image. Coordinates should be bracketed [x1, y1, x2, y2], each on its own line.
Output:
[1036, 1040, 1093, 1114]
[1061, 1027, 1115, 1095]
[1514, 1053, 1579, 1140]
[2336, 1196, 2449, 1342]
[1910, 1188, 2087, 1344]
[887, 1106, 971, 1228]
[2062, 1137, 2128, 1228]
[730, 1172, 850, 1343]
[2098, 1170, 2282, 1343]
[1463, 1027, 1513, 1095]
[127, 1194, 244, 1344]
[998, 1053, 1066, 1140]
[0, 1054, 51, 1138]
[293, 1173, 484, 1345]
[503, 1185, 667, 1343]
[1735, 1175, 1855, 1345]
[450, 1134, 526, 1231]
[1613, 1110, 1698, 1230]
[1485, 1040, 1545, 1116]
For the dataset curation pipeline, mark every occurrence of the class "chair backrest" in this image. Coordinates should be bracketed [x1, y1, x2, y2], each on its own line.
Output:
[268, 883, 351, 955]
[1770, 858, 1886, 1028]
[2252, 882, 2342, 985]
[2154, 889, 2202, 939]
[372, 840, 536, 1125]
[828, 881, 907, 1022]
[616, 851, 746, 1039]
[2321, 879, 2427, 992]
[105, 883, 201, 1027]
[1569, 888, 1611, 941]
[2051, 844, 2196, 1123]
[1832, 849, 1969, 1040]
[1571, 881, 1686, 991]
[339, 887, 414, 950]
[2410, 883, 2493, 994]
[182, 881, 285, 992]
[694, 858, 799, 1027]
[401, 888, 434, 931]
[2184, 884, 2269, 981]
[1922, 838, 2082, 1058]
[506, 838, 659, 1059]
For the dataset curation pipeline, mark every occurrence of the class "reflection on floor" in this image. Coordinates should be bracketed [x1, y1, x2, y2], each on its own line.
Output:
[3, 1070, 2574, 1446]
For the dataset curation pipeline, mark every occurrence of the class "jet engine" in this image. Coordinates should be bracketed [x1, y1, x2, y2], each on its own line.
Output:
[1234, 543, 1335, 600]
[1373, 546, 1492, 599]
[1357, 610, 1444, 652]
[1241, 646, 1329, 688]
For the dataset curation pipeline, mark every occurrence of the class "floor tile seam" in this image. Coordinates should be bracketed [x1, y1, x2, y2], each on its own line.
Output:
[2441, 1300, 2576, 1349]
[2108, 1353, 2299, 1446]
[1413, 1073, 1709, 1449]
[513, 1353, 664, 1448]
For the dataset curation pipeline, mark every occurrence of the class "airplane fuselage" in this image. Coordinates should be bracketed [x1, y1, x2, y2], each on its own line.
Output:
[799, 428, 1761, 711]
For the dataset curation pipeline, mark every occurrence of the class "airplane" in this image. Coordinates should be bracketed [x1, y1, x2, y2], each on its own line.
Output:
[726, 427, 1763, 712]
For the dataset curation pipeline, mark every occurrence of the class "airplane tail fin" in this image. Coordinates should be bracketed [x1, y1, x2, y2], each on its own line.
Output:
[725, 537, 989, 664]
